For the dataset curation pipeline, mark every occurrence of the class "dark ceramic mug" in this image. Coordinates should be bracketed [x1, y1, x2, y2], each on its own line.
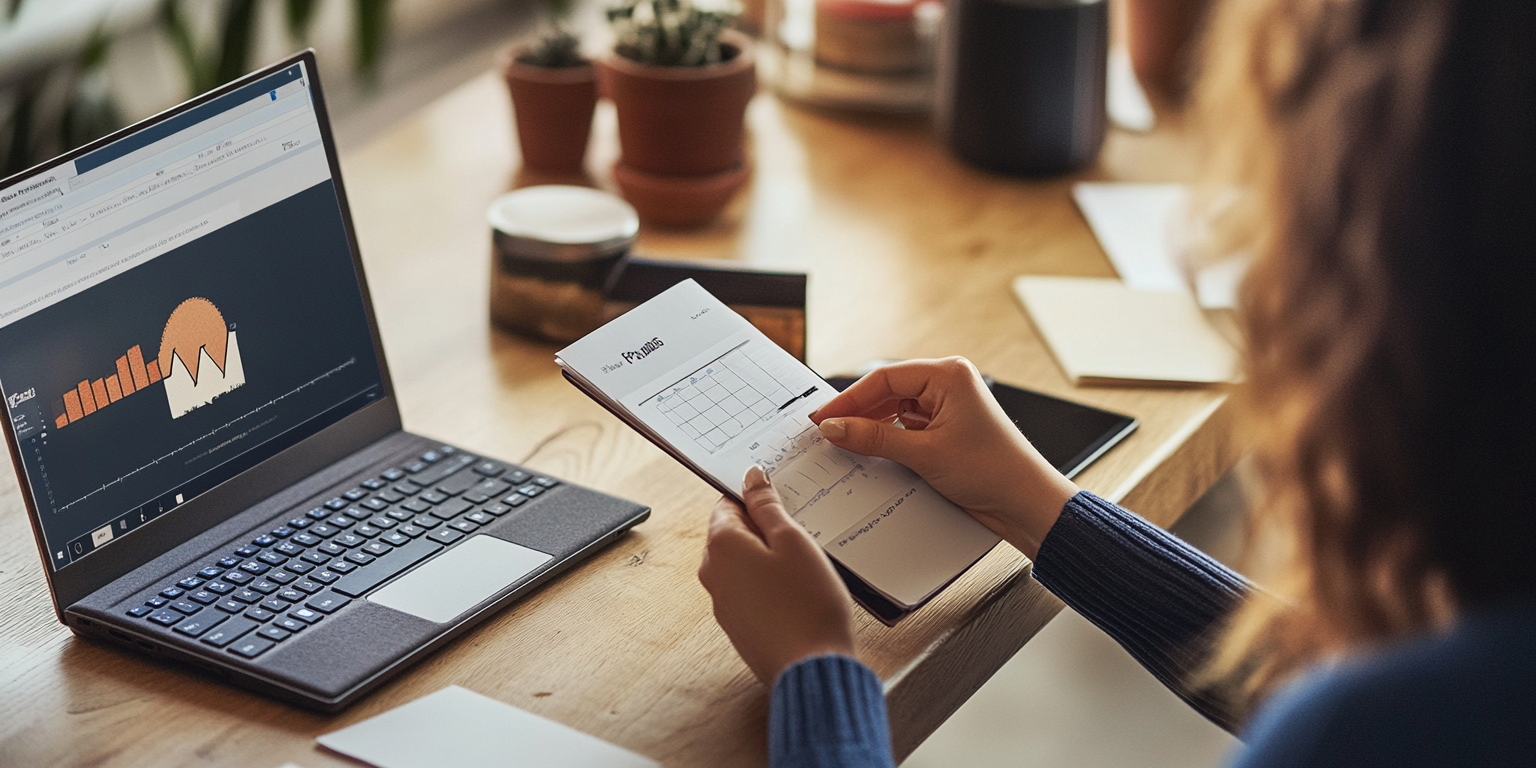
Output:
[936, 0, 1109, 176]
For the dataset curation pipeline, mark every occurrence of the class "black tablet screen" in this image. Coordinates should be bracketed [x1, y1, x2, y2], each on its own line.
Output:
[824, 376, 1136, 479]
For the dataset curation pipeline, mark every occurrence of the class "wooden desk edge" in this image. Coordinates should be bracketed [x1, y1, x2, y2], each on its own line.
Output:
[884, 393, 1242, 760]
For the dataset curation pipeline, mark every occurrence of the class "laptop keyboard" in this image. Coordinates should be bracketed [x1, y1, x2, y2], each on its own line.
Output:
[122, 445, 560, 660]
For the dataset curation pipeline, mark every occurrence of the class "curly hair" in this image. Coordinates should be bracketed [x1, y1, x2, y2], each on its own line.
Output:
[1193, 0, 1536, 702]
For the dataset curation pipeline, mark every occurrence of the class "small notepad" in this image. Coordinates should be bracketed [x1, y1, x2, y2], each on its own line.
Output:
[317, 686, 659, 768]
[1013, 276, 1241, 386]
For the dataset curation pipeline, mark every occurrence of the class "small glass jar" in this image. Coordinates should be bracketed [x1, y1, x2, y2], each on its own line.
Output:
[487, 186, 640, 343]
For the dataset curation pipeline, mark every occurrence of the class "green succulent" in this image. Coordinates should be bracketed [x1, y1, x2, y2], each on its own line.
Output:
[518, 30, 589, 68]
[607, 0, 738, 67]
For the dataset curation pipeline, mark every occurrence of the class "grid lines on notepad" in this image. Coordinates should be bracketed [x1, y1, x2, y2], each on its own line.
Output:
[654, 347, 793, 453]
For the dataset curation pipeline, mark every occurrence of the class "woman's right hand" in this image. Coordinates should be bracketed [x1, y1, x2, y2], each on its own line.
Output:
[810, 358, 1078, 559]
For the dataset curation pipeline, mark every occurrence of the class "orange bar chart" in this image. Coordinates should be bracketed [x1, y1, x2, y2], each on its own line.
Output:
[77, 381, 97, 415]
[53, 343, 164, 428]
[48, 298, 231, 428]
[90, 379, 109, 409]
[116, 355, 136, 396]
[63, 390, 83, 422]
[127, 345, 149, 390]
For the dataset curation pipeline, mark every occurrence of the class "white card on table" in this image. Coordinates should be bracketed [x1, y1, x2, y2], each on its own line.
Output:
[317, 686, 658, 768]
[1072, 182, 1189, 292]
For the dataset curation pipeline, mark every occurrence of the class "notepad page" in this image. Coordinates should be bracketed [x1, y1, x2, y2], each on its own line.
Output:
[557, 280, 998, 609]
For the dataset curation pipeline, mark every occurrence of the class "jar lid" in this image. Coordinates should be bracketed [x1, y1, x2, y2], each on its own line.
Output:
[487, 186, 639, 260]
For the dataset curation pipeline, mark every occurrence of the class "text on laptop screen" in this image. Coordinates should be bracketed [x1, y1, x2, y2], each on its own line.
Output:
[0, 62, 386, 571]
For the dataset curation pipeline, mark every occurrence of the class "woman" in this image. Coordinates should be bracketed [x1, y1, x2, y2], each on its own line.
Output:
[698, 1, 1536, 766]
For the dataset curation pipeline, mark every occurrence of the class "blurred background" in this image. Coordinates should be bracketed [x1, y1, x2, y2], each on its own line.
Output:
[0, 0, 542, 171]
[1, 1, 1242, 765]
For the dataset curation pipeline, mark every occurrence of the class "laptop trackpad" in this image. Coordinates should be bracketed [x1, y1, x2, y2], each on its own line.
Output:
[368, 536, 553, 624]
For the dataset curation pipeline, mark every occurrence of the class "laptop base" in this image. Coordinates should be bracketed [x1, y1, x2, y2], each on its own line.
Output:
[66, 431, 648, 712]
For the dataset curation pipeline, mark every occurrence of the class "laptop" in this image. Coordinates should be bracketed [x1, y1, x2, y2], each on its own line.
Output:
[0, 51, 649, 712]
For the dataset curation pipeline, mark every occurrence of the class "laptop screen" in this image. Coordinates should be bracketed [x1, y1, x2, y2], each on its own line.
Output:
[0, 60, 386, 572]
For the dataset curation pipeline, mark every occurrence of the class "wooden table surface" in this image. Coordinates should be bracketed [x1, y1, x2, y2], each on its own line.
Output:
[0, 72, 1241, 767]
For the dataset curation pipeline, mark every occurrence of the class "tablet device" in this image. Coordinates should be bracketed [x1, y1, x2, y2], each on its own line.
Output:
[824, 376, 1137, 479]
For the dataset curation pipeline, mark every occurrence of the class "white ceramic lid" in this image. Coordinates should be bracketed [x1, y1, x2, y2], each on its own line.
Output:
[487, 185, 639, 248]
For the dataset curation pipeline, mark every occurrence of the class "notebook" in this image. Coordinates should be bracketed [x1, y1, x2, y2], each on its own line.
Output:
[555, 280, 1001, 624]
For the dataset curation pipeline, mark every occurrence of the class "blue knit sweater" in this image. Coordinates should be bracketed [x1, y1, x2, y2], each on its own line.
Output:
[767, 491, 1536, 767]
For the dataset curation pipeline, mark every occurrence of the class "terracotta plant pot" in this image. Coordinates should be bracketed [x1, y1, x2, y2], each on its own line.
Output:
[502, 51, 599, 175]
[600, 31, 757, 226]
[1125, 0, 1210, 105]
[612, 161, 751, 228]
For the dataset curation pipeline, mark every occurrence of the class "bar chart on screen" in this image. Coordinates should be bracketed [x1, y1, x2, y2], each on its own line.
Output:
[50, 297, 245, 429]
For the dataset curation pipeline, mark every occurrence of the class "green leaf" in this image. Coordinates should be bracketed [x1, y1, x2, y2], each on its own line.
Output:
[159, 0, 206, 92]
[354, 0, 392, 88]
[61, 74, 126, 152]
[285, 0, 322, 40]
[518, 30, 588, 68]
[3, 86, 38, 176]
[608, 0, 736, 66]
[214, 0, 259, 90]
[76, 19, 113, 71]
[545, 0, 574, 24]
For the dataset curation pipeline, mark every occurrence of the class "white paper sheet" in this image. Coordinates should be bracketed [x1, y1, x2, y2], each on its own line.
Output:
[1107, 48, 1156, 133]
[317, 686, 658, 768]
[1072, 182, 1189, 292]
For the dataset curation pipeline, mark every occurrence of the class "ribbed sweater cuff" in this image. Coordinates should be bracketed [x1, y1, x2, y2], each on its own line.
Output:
[770, 654, 895, 768]
[1032, 490, 1250, 731]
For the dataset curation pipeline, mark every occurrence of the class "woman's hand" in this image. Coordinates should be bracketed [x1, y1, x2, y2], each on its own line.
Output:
[699, 466, 854, 684]
[811, 357, 1078, 559]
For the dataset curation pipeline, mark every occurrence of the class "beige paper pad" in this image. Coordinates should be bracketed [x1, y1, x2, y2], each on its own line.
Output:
[1013, 276, 1240, 386]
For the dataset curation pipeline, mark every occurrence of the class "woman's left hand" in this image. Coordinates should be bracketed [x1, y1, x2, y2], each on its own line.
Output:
[698, 466, 855, 684]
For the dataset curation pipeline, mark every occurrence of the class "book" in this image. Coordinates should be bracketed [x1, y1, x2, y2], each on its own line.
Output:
[556, 279, 1000, 624]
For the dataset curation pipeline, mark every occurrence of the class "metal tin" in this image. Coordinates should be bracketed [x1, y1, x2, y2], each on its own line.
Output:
[487, 186, 640, 342]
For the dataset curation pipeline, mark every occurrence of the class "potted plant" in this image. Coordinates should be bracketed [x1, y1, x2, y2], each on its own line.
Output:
[503, 1, 598, 175]
[602, 0, 757, 227]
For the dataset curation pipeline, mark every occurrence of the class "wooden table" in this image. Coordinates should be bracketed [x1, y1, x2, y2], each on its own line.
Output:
[0, 73, 1241, 766]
